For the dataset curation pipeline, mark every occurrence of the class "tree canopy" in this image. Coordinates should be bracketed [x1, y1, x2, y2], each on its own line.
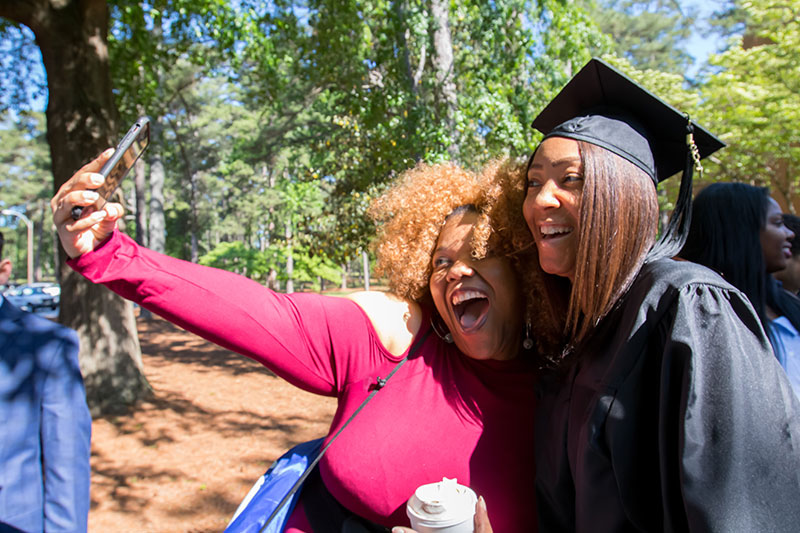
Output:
[1, 0, 797, 412]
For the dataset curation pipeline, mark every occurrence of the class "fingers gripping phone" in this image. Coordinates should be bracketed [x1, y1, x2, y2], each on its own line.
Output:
[71, 117, 151, 220]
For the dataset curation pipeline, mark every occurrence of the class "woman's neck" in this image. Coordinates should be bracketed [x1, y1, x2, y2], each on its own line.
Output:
[766, 305, 780, 321]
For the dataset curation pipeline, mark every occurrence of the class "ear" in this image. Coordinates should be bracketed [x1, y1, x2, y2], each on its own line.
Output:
[0, 259, 12, 286]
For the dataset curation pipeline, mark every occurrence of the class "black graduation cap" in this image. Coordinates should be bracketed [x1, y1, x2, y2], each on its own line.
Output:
[530, 57, 725, 259]
[531, 58, 724, 183]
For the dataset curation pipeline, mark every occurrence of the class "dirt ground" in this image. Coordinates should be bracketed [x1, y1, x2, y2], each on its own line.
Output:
[88, 315, 337, 532]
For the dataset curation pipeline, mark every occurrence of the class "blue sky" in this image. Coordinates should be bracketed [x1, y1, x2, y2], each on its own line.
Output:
[683, 0, 727, 78]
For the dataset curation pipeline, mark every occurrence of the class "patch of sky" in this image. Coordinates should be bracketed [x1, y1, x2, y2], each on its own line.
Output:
[0, 23, 47, 115]
[683, 0, 728, 80]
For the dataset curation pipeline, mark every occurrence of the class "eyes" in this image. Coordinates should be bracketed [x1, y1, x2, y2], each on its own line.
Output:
[432, 256, 451, 269]
[526, 172, 584, 190]
[765, 215, 788, 234]
[431, 254, 489, 271]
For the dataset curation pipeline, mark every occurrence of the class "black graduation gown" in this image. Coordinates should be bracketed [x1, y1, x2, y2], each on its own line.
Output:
[535, 258, 800, 532]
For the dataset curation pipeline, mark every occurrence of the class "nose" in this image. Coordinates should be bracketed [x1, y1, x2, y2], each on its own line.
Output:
[534, 180, 561, 209]
[787, 227, 795, 242]
[446, 260, 474, 283]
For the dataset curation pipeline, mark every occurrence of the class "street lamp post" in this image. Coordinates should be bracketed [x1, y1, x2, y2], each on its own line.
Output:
[1, 209, 34, 285]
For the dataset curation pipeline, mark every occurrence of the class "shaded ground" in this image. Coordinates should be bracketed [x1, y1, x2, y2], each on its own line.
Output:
[88, 315, 337, 532]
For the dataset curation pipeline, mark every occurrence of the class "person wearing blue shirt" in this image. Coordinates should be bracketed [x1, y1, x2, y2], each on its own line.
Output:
[774, 213, 800, 296]
[770, 316, 800, 398]
[0, 231, 91, 532]
[681, 183, 800, 400]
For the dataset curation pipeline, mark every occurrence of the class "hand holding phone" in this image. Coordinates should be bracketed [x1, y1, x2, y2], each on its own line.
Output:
[70, 117, 150, 220]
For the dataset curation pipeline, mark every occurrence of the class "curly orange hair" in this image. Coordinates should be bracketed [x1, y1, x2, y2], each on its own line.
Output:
[369, 159, 557, 353]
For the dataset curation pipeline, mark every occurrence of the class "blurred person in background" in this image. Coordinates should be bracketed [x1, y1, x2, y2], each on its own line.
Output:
[774, 213, 800, 295]
[682, 182, 800, 400]
[0, 231, 91, 533]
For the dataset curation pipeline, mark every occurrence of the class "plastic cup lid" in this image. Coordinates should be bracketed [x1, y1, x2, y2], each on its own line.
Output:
[406, 478, 477, 527]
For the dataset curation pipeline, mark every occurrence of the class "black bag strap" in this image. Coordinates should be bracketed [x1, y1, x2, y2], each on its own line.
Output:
[259, 327, 431, 532]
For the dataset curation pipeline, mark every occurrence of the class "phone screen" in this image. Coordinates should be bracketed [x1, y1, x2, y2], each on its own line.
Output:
[71, 117, 150, 220]
[96, 118, 150, 207]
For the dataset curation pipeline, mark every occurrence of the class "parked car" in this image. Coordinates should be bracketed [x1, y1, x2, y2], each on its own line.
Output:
[4, 282, 60, 312]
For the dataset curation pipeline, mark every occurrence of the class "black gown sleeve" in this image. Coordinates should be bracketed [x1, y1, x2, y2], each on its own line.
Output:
[660, 282, 800, 531]
[535, 260, 800, 533]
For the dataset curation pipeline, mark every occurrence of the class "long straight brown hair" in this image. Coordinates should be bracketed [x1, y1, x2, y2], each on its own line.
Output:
[565, 141, 660, 343]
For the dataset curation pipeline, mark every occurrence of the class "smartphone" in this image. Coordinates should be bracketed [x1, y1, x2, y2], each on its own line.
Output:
[71, 117, 151, 220]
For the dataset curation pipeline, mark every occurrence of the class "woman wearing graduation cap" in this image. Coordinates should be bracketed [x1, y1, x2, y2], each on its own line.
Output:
[519, 58, 800, 531]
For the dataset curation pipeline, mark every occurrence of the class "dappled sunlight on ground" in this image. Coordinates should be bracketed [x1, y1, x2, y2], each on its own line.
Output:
[88, 315, 337, 532]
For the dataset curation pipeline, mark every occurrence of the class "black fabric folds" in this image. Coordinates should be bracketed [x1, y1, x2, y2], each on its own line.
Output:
[534, 259, 800, 532]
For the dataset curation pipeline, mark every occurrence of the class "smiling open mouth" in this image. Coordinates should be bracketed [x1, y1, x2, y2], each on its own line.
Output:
[540, 226, 573, 240]
[452, 290, 490, 329]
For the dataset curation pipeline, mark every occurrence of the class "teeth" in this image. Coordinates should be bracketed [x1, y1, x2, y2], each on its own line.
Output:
[540, 226, 572, 236]
[452, 290, 486, 306]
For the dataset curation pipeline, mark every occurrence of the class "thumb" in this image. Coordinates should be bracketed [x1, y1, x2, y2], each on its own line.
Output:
[474, 496, 493, 533]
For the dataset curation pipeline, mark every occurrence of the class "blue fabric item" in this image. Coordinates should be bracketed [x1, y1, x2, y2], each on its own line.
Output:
[769, 316, 800, 400]
[0, 300, 91, 533]
[225, 438, 324, 533]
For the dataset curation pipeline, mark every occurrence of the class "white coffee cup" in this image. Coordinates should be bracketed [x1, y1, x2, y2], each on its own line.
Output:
[406, 477, 477, 533]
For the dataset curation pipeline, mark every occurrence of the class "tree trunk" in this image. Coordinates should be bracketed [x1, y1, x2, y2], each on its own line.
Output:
[0, 0, 152, 415]
[190, 169, 199, 263]
[35, 202, 44, 281]
[362, 250, 370, 291]
[264, 163, 279, 291]
[285, 219, 294, 293]
[267, 268, 278, 291]
[394, 0, 424, 161]
[134, 157, 147, 246]
[53, 224, 60, 282]
[133, 140, 153, 321]
[147, 118, 167, 254]
[430, 0, 458, 160]
[341, 262, 347, 290]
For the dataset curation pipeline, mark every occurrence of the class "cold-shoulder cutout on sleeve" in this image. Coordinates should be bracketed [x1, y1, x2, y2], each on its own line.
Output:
[345, 291, 422, 357]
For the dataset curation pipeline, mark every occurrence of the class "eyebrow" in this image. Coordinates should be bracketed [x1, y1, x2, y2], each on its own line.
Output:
[529, 156, 581, 170]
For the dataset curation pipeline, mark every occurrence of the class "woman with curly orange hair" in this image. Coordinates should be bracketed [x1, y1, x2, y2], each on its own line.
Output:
[52, 151, 544, 532]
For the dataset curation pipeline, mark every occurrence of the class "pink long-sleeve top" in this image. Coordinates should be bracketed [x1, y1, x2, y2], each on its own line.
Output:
[69, 231, 539, 531]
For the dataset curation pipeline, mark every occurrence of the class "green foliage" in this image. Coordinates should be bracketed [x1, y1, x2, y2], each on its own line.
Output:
[699, 0, 800, 208]
[0, 0, 613, 289]
[588, 0, 696, 74]
[108, 0, 250, 126]
[198, 240, 263, 276]
[17, 0, 780, 289]
[199, 239, 342, 290]
[0, 111, 57, 280]
[0, 111, 50, 206]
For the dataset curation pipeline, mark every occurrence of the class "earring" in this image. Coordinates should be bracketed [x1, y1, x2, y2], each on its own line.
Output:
[522, 318, 534, 350]
[430, 315, 453, 343]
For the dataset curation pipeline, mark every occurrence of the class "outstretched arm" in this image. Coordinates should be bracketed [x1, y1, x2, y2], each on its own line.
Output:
[54, 152, 423, 394]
